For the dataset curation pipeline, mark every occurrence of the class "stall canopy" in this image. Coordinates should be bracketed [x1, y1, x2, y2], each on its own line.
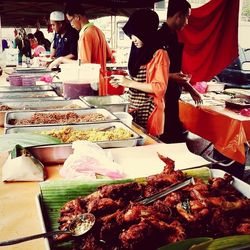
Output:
[0, 0, 162, 27]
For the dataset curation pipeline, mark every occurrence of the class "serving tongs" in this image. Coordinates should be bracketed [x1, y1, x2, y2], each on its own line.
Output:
[137, 177, 195, 205]
[97, 125, 116, 132]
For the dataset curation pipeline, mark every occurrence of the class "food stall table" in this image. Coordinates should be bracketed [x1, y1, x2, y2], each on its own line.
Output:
[179, 99, 250, 164]
[0, 124, 210, 249]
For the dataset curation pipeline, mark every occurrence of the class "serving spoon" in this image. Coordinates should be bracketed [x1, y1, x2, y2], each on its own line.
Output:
[0, 213, 95, 246]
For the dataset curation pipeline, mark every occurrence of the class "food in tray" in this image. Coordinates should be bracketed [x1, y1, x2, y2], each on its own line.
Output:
[62, 104, 83, 109]
[38, 126, 133, 143]
[0, 93, 53, 99]
[26, 93, 52, 98]
[9, 112, 107, 125]
[228, 98, 250, 105]
[52, 155, 250, 249]
[0, 103, 83, 112]
[225, 98, 250, 109]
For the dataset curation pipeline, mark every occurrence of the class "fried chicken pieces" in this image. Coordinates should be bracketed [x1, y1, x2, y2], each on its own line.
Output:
[55, 155, 250, 249]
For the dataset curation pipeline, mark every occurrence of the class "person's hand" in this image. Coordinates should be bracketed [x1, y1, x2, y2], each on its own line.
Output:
[110, 75, 131, 88]
[48, 57, 62, 70]
[169, 72, 188, 85]
[189, 87, 203, 106]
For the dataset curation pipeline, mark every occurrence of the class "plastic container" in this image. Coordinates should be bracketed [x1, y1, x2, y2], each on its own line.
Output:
[59, 63, 100, 99]
[113, 112, 133, 127]
[59, 63, 100, 83]
[8, 74, 22, 86]
[21, 75, 36, 86]
[63, 81, 96, 99]
[207, 82, 225, 92]
[106, 69, 127, 95]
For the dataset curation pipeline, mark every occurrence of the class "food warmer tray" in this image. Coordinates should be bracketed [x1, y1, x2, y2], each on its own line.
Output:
[0, 96, 64, 102]
[5, 108, 119, 127]
[1, 99, 88, 127]
[5, 121, 144, 164]
[0, 85, 53, 92]
[36, 168, 250, 250]
[15, 67, 52, 74]
[0, 90, 58, 99]
[80, 95, 130, 112]
[225, 98, 250, 109]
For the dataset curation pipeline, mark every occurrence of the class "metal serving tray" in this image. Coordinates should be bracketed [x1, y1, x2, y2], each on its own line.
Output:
[5, 121, 144, 164]
[80, 95, 130, 112]
[0, 96, 64, 102]
[5, 108, 119, 127]
[36, 168, 250, 250]
[15, 67, 52, 74]
[0, 90, 58, 99]
[1, 99, 87, 127]
[0, 85, 53, 92]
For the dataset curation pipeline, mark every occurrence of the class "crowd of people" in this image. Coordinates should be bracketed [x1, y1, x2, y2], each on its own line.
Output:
[3, 0, 201, 144]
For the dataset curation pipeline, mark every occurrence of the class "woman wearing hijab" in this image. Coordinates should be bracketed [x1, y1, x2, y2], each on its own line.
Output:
[110, 9, 170, 137]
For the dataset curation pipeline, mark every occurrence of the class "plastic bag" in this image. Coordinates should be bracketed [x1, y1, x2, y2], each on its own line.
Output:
[60, 141, 126, 180]
[2, 145, 44, 182]
[194, 81, 208, 94]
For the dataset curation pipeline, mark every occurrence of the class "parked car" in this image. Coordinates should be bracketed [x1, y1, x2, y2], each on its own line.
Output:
[211, 47, 250, 88]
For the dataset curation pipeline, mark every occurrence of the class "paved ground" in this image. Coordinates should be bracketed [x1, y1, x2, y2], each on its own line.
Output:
[186, 132, 250, 184]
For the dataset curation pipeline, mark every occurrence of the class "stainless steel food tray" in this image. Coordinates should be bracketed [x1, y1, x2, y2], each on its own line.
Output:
[5, 108, 119, 127]
[0, 85, 53, 92]
[225, 98, 250, 109]
[5, 121, 144, 164]
[15, 67, 52, 74]
[1, 99, 86, 127]
[36, 168, 250, 250]
[0, 90, 58, 99]
[80, 95, 130, 112]
[0, 96, 64, 102]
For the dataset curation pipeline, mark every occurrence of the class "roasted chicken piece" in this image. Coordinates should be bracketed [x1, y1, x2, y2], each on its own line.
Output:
[86, 197, 121, 216]
[116, 203, 164, 225]
[119, 219, 156, 250]
[146, 170, 185, 189]
[157, 153, 175, 174]
[236, 223, 250, 234]
[210, 208, 238, 236]
[163, 191, 183, 208]
[208, 197, 250, 211]
[176, 199, 210, 222]
[146, 154, 186, 188]
[60, 198, 86, 214]
[98, 182, 142, 201]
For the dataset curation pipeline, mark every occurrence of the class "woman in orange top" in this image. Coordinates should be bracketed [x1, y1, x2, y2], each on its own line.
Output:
[111, 9, 170, 136]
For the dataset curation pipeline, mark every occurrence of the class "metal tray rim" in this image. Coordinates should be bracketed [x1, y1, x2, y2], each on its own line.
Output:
[4, 121, 143, 141]
[4, 108, 119, 127]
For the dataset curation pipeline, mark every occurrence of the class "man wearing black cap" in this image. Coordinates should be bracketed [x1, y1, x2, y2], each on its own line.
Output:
[158, 0, 202, 143]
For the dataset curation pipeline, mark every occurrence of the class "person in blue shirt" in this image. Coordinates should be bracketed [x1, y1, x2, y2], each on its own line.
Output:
[49, 11, 79, 61]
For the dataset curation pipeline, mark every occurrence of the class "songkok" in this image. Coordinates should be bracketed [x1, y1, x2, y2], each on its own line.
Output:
[50, 11, 65, 21]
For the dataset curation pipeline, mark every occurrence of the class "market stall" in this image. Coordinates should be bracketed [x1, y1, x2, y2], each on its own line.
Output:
[180, 91, 250, 165]
[0, 142, 211, 250]
[0, 1, 250, 249]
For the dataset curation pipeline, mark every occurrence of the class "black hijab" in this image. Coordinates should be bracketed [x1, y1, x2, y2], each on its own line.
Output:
[123, 9, 160, 77]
